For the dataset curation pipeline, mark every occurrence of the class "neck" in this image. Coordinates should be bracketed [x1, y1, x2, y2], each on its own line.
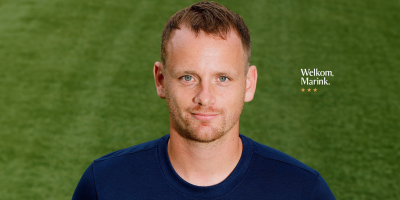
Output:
[167, 125, 243, 186]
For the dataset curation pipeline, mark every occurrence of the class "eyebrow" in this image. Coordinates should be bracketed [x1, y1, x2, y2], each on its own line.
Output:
[172, 69, 237, 78]
[175, 70, 197, 75]
[216, 72, 232, 76]
[169, 70, 196, 77]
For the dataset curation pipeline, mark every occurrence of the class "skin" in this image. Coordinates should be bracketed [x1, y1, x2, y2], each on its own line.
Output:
[153, 26, 257, 186]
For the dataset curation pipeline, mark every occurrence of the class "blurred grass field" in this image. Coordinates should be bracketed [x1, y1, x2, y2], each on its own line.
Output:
[0, 0, 399, 199]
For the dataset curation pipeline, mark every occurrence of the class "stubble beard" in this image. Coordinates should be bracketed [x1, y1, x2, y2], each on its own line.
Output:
[165, 91, 245, 144]
[176, 106, 226, 143]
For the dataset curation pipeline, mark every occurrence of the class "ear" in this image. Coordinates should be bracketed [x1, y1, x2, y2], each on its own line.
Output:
[245, 65, 258, 102]
[153, 61, 166, 99]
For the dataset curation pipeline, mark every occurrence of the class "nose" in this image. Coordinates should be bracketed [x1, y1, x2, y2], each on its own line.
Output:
[193, 80, 216, 106]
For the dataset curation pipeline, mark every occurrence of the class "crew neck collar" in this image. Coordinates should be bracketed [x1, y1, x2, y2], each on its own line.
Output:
[157, 134, 253, 199]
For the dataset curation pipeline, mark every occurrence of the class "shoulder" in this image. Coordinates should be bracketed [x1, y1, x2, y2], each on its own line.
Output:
[245, 136, 319, 177]
[241, 136, 337, 199]
[74, 136, 169, 199]
[89, 136, 166, 184]
[93, 136, 162, 164]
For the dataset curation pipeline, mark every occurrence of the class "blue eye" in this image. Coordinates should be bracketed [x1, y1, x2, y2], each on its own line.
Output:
[218, 76, 228, 82]
[183, 75, 192, 81]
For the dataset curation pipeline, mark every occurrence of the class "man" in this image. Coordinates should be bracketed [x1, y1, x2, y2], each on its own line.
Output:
[73, 1, 336, 199]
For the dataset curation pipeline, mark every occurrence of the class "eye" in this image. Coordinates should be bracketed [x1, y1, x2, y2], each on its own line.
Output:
[183, 75, 193, 81]
[218, 76, 228, 82]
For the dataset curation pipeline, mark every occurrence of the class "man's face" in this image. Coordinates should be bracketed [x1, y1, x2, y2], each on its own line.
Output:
[154, 26, 257, 143]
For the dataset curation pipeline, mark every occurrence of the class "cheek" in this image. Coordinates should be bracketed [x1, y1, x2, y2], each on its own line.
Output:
[217, 84, 246, 103]
[165, 83, 192, 109]
[219, 85, 246, 114]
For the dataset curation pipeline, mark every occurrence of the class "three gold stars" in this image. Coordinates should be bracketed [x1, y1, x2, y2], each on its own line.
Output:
[301, 88, 317, 92]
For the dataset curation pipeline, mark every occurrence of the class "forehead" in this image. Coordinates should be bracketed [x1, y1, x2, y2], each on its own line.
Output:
[166, 26, 246, 72]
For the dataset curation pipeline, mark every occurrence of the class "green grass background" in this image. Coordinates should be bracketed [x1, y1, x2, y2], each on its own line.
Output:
[0, 0, 399, 199]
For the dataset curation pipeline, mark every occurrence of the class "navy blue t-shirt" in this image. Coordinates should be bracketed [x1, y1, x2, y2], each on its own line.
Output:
[72, 134, 336, 199]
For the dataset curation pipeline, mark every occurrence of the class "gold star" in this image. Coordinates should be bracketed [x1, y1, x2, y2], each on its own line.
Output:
[313, 88, 317, 92]
[307, 88, 311, 92]
[301, 88, 305, 92]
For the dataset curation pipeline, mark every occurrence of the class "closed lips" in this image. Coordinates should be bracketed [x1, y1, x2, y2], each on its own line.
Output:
[192, 113, 218, 120]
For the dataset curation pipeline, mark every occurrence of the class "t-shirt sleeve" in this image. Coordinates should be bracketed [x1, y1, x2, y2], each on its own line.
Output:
[72, 163, 97, 200]
[312, 174, 336, 200]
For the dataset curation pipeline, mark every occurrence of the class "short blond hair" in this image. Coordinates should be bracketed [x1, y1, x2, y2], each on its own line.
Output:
[161, 1, 251, 66]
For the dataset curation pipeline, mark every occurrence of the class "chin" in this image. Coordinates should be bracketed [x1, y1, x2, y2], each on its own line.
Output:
[179, 124, 226, 143]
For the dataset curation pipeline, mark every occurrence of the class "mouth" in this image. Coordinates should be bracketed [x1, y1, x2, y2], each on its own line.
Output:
[191, 113, 218, 121]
